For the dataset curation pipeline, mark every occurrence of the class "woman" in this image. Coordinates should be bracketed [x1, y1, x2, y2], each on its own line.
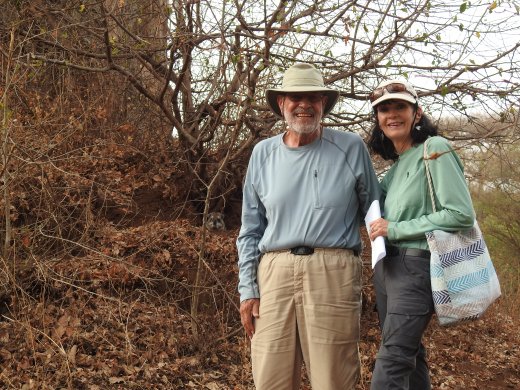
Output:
[367, 79, 475, 390]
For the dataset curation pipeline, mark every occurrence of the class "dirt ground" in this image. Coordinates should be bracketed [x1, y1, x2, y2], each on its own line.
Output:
[0, 218, 518, 389]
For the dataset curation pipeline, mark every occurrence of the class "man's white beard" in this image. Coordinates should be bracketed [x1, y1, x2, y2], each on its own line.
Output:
[286, 113, 321, 134]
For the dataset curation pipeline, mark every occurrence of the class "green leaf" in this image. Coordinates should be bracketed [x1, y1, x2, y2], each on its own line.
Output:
[460, 2, 467, 13]
[79, 4, 85, 13]
[458, 23, 464, 32]
[440, 85, 449, 96]
[475, 31, 481, 39]
[469, 59, 475, 65]
[414, 33, 428, 43]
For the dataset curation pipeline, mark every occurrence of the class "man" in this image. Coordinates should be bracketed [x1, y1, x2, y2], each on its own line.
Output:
[236, 63, 381, 389]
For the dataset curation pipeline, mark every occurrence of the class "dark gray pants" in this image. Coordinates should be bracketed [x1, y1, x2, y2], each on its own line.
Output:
[371, 250, 435, 390]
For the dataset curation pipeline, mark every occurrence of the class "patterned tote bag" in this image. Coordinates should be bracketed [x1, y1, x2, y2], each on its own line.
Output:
[423, 141, 501, 326]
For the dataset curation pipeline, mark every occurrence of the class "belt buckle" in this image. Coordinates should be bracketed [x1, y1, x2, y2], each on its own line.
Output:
[290, 246, 314, 256]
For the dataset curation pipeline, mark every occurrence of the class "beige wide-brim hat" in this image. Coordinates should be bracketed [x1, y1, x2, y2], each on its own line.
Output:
[370, 79, 418, 107]
[266, 63, 340, 118]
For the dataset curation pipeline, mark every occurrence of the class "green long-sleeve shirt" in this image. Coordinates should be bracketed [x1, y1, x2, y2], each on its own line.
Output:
[381, 136, 475, 250]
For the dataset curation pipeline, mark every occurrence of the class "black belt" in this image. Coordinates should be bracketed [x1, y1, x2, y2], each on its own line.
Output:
[386, 245, 430, 259]
[290, 246, 359, 257]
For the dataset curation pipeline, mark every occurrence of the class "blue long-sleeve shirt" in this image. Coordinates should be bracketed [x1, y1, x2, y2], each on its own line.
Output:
[236, 128, 381, 302]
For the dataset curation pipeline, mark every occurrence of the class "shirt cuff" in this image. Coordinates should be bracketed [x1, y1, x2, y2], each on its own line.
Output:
[239, 285, 260, 303]
[387, 222, 397, 241]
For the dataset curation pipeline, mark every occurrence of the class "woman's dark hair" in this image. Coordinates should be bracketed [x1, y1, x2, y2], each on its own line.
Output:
[367, 103, 438, 161]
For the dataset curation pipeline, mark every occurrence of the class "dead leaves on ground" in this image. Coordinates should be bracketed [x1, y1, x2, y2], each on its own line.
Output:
[0, 220, 518, 389]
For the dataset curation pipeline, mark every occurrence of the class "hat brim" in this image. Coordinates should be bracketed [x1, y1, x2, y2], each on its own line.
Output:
[266, 87, 340, 118]
[371, 92, 417, 107]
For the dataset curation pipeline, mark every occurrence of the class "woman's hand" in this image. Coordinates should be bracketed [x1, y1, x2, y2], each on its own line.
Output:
[369, 218, 389, 241]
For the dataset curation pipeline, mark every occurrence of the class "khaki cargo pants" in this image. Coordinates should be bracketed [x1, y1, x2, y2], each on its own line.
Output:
[251, 248, 362, 390]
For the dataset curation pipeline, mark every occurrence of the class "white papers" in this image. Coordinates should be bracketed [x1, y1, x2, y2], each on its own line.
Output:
[365, 200, 386, 268]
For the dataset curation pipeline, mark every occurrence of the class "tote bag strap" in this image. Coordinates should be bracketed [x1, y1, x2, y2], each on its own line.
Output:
[423, 139, 437, 213]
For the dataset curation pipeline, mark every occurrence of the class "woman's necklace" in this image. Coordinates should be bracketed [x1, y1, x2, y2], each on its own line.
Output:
[396, 140, 412, 156]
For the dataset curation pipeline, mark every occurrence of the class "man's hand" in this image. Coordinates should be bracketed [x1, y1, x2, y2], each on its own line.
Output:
[240, 298, 260, 339]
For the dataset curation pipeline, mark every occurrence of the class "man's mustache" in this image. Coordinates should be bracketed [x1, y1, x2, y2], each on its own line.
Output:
[292, 109, 315, 115]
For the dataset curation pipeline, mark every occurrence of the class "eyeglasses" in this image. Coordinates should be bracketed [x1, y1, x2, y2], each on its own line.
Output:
[369, 83, 417, 102]
[284, 93, 325, 103]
